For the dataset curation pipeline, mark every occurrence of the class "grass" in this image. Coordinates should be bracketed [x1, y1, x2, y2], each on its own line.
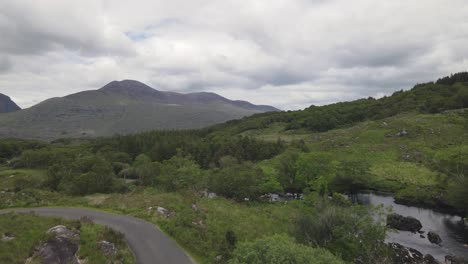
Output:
[0, 213, 135, 264]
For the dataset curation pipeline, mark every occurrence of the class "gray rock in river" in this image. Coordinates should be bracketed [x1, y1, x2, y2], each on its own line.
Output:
[427, 231, 442, 245]
[389, 242, 438, 264]
[387, 213, 423, 232]
[445, 255, 468, 264]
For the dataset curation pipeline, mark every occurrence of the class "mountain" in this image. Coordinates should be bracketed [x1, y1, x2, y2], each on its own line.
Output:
[0, 93, 21, 113]
[0, 80, 278, 140]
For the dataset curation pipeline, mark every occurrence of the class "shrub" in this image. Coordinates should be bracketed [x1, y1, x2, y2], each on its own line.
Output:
[229, 234, 344, 264]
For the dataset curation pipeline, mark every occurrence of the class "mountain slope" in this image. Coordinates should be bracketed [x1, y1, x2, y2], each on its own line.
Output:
[206, 73, 468, 137]
[0, 93, 21, 113]
[0, 80, 278, 140]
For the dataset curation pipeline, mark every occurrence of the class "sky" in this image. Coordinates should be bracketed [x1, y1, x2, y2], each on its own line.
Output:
[0, 0, 467, 110]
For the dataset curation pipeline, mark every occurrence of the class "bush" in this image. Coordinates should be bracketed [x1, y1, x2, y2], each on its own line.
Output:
[229, 234, 344, 264]
[294, 199, 389, 264]
[209, 162, 267, 201]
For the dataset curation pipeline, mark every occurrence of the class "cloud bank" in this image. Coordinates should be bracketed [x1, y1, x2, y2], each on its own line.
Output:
[1, 0, 467, 109]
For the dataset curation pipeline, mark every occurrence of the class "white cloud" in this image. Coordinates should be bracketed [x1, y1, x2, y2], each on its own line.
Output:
[0, 0, 467, 110]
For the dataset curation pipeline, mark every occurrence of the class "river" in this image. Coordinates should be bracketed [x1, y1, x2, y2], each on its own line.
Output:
[353, 192, 468, 261]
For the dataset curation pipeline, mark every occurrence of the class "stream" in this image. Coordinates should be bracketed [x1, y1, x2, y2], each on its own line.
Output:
[353, 192, 468, 261]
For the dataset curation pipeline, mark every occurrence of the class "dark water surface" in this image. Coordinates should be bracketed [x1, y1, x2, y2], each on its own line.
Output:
[354, 192, 468, 261]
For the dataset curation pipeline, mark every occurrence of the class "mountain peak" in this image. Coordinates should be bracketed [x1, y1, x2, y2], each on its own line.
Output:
[0, 93, 21, 113]
[100, 80, 161, 96]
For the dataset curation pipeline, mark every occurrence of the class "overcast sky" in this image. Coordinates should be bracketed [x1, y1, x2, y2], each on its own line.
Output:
[1, 0, 467, 110]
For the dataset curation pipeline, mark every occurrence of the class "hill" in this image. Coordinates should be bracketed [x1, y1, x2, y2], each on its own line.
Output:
[0, 93, 21, 113]
[206, 73, 468, 137]
[0, 80, 278, 140]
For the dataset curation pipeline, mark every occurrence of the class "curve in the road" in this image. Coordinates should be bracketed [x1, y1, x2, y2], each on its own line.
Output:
[0, 207, 195, 264]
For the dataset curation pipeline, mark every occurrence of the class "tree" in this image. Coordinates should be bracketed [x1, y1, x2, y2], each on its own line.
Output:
[58, 155, 117, 195]
[275, 149, 301, 192]
[210, 162, 267, 201]
[229, 234, 344, 264]
[158, 155, 205, 192]
[296, 152, 337, 195]
[331, 160, 369, 193]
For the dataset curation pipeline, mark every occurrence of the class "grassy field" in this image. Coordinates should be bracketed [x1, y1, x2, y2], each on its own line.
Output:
[0, 213, 135, 264]
[247, 111, 467, 196]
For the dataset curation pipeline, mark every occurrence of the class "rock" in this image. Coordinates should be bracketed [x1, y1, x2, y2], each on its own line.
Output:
[389, 243, 438, 264]
[396, 129, 409, 137]
[445, 255, 468, 264]
[1, 232, 15, 242]
[424, 254, 438, 264]
[97, 240, 117, 256]
[29, 225, 80, 264]
[191, 204, 198, 212]
[387, 213, 423, 232]
[156, 206, 173, 218]
[214, 255, 223, 263]
[427, 231, 442, 245]
[420, 235, 425, 239]
[47, 225, 79, 239]
[389, 242, 423, 264]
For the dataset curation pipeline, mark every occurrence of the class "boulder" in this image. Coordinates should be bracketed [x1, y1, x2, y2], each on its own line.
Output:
[97, 240, 117, 257]
[156, 206, 173, 218]
[28, 225, 80, 264]
[427, 231, 442, 245]
[1, 232, 15, 242]
[445, 255, 468, 264]
[387, 213, 423, 232]
[389, 243, 438, 264]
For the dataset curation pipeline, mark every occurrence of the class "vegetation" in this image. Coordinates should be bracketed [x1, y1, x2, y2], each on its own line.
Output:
[0, 73, 467, 263]
[229, 235, 344, 264]
[0, 213, 134, 264]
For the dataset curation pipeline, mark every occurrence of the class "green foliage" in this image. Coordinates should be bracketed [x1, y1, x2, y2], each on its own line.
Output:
[229, 234, 344, 264]
[274, 149, 301, 192]
[296, 152, 337, 195]
[45, 154, 120, 195]
[447, 175, 468, 215]
[158, 155, 205, 192]
[0, 213, 135, 264]
[331, 160, 370, 193]
[211, 78, 468, 135]
[209, 162, 267, 201]
[294, 199, 389, 264]
[93, 131, 285, 169]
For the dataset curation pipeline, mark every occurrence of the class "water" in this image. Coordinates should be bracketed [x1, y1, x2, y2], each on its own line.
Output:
[353, 192, 468, 261]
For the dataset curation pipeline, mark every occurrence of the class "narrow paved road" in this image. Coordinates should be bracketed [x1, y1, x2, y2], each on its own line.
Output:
[0, 208, 195, 264]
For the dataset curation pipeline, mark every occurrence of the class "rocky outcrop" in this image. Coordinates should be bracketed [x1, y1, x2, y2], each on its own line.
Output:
[387, 213, 423, 232]
[427, 231, 442, 245]
[98, 240, 117, 257]
[389, 243, 438, 264]
[27, 225, 80, 264]
[445, 255, 468, 264]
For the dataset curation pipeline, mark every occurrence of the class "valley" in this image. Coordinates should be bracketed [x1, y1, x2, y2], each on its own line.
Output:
[1, 74, 467, 264]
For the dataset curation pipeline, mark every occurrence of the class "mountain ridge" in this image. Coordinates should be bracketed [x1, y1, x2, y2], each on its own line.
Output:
[0, 80, 278, 140]
[0, 93, 21, 113]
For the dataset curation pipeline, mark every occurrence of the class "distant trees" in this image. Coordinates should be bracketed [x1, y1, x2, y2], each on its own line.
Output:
[45, 154, 121, 195]
[436, 72, 468, 85]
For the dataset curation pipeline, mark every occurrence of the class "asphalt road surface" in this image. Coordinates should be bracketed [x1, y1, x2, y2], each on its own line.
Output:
[0, 207, 195, 264]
